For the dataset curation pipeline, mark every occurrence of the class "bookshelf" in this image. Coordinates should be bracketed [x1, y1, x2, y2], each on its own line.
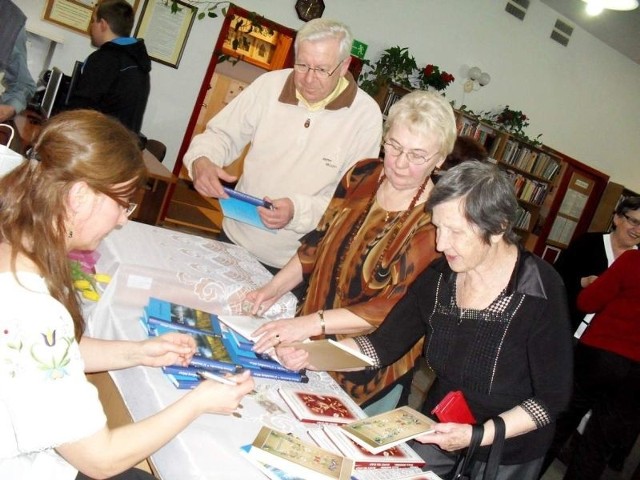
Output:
[454, 110, 563, 248]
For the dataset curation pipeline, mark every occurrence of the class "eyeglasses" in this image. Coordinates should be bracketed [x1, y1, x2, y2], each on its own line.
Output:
[622, 212, 640, 227]
[123, 202, 138, 217]
[293, 58, 345, 78]
[383, 140, 435, 165]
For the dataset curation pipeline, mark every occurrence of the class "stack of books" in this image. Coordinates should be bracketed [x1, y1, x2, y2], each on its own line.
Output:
[141, 298, 308, 386]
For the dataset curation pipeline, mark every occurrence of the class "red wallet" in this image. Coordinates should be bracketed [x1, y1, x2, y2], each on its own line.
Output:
[431, 390, 477, 424]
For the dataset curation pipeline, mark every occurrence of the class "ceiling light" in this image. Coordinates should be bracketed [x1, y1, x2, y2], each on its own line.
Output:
[582, 0, 639, 16]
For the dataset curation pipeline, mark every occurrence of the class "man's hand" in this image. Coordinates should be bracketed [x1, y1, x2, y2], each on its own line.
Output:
[191, 156, 237, 197]
[259, 197, 294, 229]
[0, 104, 16, 123]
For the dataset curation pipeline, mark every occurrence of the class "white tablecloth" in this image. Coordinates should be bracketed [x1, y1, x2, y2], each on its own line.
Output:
[85, 221, 422, 480]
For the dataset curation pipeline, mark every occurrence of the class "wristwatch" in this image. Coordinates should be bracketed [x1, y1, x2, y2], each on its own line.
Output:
[295, 0, 325, 22]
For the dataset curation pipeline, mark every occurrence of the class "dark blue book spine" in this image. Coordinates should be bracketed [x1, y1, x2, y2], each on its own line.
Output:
[166, 375, 199, 389]
[147, 317, 221, 338]
[189, 356, 243, 374]
[219, 327, 290, 372]
[244, 367, 309, 383]
[223, 186, 267, 207]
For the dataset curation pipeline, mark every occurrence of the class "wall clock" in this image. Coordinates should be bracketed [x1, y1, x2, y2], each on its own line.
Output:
[295, 0, 325, 22]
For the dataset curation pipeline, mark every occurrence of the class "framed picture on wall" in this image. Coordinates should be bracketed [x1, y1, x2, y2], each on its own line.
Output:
[133, 0, 196, 68]
[44, 0, 140, 36]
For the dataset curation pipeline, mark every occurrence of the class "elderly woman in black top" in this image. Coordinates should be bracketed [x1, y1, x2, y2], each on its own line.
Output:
[278, 161, 573, 480]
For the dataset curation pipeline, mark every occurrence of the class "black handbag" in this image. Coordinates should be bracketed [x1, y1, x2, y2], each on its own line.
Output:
[448, 416, 506, 480]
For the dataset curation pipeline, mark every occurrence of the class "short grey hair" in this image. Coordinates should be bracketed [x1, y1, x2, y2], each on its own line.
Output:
[427, 161, 520, 245]
[384, 90, 457, 160]
[294, 19, 353, 60]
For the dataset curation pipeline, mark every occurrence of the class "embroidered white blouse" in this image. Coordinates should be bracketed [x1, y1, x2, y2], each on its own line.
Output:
[0, 272, 106, 479]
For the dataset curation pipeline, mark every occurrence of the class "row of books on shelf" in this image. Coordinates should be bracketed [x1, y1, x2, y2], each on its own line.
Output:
[501, 140, 560, 181]
[458, 121, 501, 158]
[381, 89, 406, 117]
[515, 206, 532, 231]
[509, 173, 549, 206]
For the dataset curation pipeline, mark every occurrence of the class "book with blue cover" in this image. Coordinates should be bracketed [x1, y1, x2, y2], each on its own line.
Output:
[219, 187, 275, 232]
[143, 298, 307, 383]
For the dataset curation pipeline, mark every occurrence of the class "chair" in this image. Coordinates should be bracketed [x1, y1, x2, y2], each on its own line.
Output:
[145, 138, 166, 163]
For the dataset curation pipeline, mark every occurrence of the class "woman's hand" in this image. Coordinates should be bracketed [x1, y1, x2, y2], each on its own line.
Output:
[191, 370, 255, 415]
[414, 423, 474, 452]
[244, 283, 281, 316]
[275, 346, 312, 371]
[580, 275, 598, 288]
[252, 316, 316, 354]
[138, 332, 197, 367]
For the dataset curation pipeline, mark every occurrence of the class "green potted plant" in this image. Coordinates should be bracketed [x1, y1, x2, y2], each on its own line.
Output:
[359, 46, 418, 97]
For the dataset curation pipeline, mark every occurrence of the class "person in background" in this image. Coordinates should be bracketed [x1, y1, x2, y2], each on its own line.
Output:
[247, 91, 456, 414]
[277, 161, 574, 479]
[557, 249, 640, 480]
[67, 0, 151, 136]
[183, 18, 382, 273]
[553, 196, 640, 335]
[0, 110, 253, 480]
[540, 196, 640, 476]
[0, 0, 37, 149]
[441, 135, 488, 172]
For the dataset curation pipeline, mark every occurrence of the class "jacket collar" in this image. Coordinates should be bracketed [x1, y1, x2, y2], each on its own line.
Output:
[278, 71, 358, 110]
[433, 246, 549, 300]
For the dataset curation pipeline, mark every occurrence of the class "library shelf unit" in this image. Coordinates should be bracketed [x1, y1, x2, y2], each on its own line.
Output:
[371, 83, 610, 258]
[455, 110, 563, 249]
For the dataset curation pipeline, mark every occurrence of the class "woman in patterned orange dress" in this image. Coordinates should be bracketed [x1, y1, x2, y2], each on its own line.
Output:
[248, 91, 457, 411]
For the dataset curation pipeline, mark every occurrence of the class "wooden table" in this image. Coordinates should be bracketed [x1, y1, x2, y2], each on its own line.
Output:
[134, 150, 177, 226]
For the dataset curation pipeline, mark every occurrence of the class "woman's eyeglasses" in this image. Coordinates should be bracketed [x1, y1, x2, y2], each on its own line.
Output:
[124, 202, 138, 217]
[382, 140, 435, 165]
[622, 212, 640, 227]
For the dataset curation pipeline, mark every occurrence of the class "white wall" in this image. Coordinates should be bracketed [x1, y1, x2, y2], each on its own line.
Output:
[15, 0, 640, 190]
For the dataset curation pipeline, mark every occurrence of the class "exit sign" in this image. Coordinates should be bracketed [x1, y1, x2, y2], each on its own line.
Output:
[351, 39, 368, 60]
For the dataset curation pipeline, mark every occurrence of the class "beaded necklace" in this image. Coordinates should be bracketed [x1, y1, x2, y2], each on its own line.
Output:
[334, 173, 430, 302]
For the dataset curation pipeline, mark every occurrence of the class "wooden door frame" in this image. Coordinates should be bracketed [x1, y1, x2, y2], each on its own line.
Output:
[533, 149, 609, 257]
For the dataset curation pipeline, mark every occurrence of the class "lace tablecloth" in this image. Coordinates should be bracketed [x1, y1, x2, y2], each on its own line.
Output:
[85, 222, 423, 480]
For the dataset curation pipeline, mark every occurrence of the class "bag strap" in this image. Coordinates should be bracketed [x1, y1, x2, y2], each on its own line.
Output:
[454, 423, 484, 479]
[0, 124, 15, 147]
[482, 416, 506, 480]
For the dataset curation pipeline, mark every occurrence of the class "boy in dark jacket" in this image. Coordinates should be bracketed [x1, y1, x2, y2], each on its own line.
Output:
[68, 0, 151, 135]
